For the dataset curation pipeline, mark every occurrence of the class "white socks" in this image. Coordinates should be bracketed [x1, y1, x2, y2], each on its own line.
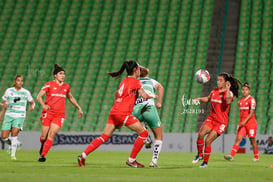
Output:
[152, 140, 162, 164]
[10, 136, 18, 157]
[81, 152, 87, 159]
[128, 157, 135, 163]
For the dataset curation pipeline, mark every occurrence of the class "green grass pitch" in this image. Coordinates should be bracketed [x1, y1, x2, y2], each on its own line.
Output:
[0, 150, 272, 182]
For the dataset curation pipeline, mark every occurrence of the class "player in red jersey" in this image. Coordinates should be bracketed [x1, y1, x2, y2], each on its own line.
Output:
[224, 82, 259, 162]
[77, 60, 157, 168]
[37, 64, 83, 162]
[192, 72, 241, 168]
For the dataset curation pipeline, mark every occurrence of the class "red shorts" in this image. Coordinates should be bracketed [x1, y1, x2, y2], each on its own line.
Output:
[236, 124, 257, 138]
[40, 112, 65, 127]
[203, 118, 227, 135]
[107, 111, 139, 129]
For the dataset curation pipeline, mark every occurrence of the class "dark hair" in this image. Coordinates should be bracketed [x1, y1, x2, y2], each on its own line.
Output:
[108, 60, 139, 78]
[219, 72, 241, 98]
[13, 75, 23, 87]
[140, 66, 150, 77]
[242, 82, 250, 89]
[14, 75, 23, 81]
[53, 64, 65, 75]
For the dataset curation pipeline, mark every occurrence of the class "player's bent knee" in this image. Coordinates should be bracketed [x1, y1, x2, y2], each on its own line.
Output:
[140, 130, 149, 138]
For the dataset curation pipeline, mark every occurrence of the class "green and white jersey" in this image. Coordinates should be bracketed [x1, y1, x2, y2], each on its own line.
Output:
[2, 87, 33, 118]
[135, 77, 158, 105]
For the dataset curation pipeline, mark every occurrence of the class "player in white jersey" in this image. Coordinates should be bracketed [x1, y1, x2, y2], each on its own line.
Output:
[132, 66, 164, 168]
[0, 75, 35, 160]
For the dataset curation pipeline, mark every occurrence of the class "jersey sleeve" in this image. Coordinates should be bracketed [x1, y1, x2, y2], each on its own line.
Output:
[41, 82, 50, 93]
[2, 89, 9, 101]
[151, 78, 159, 88]
[26, 90, 34, 102]
[250, 97, 256, 110]
[209, 89, 214, 97]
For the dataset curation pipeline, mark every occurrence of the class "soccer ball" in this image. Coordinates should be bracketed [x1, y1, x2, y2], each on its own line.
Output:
[195, 69, 210, 84]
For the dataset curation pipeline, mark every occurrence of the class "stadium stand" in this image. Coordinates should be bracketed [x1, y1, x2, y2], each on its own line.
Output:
[0, 0, 271, 135]
[228, 0, 273, 134]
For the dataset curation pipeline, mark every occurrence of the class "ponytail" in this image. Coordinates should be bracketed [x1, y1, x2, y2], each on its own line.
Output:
[108, 60, 139, 78]
[219, 72, 241, 98]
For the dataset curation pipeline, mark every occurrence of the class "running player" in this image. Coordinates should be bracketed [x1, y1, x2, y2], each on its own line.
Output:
[37, 64, 83, 162]
[77, 60, 157, 168]
[192, 72, 241, 168]
[0, 75, 35, 160]
[224, 82, 259, 162]
[132, 66, 164, 168]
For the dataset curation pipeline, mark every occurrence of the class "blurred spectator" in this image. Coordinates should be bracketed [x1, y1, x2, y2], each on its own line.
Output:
[264, 136, 273, 154]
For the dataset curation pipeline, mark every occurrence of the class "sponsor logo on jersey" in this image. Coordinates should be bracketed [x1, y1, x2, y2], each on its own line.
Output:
[51, 93, 66, 98]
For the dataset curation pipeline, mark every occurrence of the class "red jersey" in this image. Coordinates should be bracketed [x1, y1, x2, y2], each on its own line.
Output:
[208, 88, 233, 124]
[238, 95, 256, 126]
[41, 81, 70, 115]
[111, 76, 142, 114]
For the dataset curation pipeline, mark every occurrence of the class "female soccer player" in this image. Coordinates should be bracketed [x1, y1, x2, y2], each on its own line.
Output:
[192, 72, 240, 168]
[224, 82, 259, 162]
[37, 64, 83, 162]
[0, 75, 35, 160]
[132, 66, 164, 168]
[77, 60, 157, 168]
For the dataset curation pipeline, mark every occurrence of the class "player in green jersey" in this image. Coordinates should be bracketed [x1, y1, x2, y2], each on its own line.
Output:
[132, 66, 164, 168]
[0, 75, 35, 160]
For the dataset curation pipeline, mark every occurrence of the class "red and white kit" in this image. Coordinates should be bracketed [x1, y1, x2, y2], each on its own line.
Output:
[107, 76, 142, 129]
[237, 95, 257, 138]
[203, 88, 233, 135]
[40, 81, 70, 127]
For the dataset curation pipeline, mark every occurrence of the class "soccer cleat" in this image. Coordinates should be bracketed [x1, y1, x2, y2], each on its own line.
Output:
[199, 161, 208, 168]
[11, 156, 16, 160]
[252, 158, 259, 162]
[224, 155, 234, 161]
[192, 155, 203, 164]
[126, 159, 145, 168]
[77, 155, 85, 167]
[149, 161, 160, 168]
[38, 155, 46, 162]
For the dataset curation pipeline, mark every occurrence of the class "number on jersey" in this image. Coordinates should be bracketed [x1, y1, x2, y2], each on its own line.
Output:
[118, 83, 124, 96]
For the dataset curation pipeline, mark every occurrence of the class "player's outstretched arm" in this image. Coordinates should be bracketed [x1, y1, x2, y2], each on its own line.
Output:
[37, 90, 50, 110]
[139, 87, 158, 99]
[67, 92, 83, 119]
[155, 83, 164, 109]
[194, 96, 211, 103]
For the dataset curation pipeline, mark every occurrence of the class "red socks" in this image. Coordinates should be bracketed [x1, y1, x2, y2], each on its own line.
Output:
[84, 134, 110, 156]
[230, 144, 239, 157]
[204, 146, 211, 163]
[41, 139, 53, 156]
[129, 130, 148, 159]
[253, 149, 259, 159]
[197, 139, 204, 157]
